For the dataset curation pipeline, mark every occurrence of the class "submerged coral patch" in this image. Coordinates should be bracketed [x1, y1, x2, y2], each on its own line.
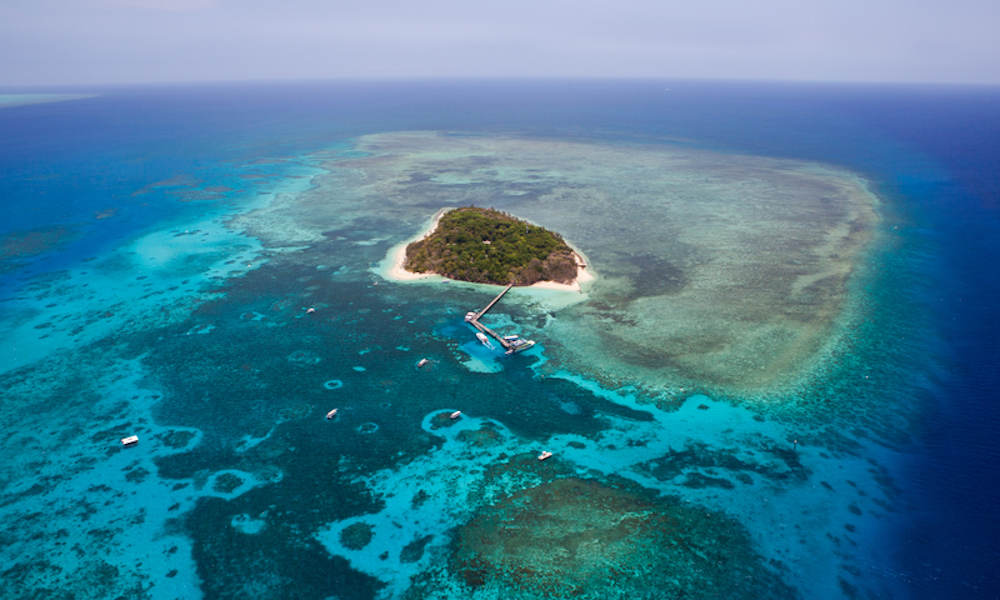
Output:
[448, 478, 796, 599]
[0, 225, 74, 265]
[212, 472, 245, 494]
[339, 522, 374, 550]
[287, 349, 321, 365]
[356, 422, 379, 434]
[231, 513, 267, 534]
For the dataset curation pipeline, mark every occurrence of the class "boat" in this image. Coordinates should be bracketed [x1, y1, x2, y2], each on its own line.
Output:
[306, 307, 316, 314]
[476, 332, 494, 349]
[503, 334, 520, 341]
[504, 338, 536, 355]
[417, 358, 429, 368]
[537, 450, 552, 461]
[326, 408, 338, 420]
[121, 435, 139, 447]
[449, 410, 462, 420]
[464, 311, 477, 322]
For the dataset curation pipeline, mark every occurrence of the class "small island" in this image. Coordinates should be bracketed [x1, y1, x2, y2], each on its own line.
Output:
[400, 207, 588, 287]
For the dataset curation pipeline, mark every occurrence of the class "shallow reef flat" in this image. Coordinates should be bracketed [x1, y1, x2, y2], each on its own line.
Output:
[267, 131, 879, 398]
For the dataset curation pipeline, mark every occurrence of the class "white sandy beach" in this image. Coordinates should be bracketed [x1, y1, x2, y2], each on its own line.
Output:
[526, 256, 594, 292]
[382, 209, 594, 292]
[385, 208, 448, 281]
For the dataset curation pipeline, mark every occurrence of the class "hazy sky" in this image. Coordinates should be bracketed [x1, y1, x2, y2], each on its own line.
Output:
[1, 0, 997, 86]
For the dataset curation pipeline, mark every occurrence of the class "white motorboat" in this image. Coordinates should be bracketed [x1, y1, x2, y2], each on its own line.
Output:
[476, 332, 494, 349]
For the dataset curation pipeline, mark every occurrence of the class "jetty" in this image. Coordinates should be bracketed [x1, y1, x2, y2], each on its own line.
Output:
[465, 284, 535, 354]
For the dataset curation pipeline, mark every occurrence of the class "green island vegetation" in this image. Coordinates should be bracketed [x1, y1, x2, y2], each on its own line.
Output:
[404, 207, 579, 285]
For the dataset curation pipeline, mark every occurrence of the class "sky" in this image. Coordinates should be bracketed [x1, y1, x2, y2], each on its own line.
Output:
[1, 0, 998, 86]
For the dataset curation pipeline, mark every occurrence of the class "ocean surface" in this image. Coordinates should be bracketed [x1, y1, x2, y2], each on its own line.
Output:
[1, 81, 997, 599]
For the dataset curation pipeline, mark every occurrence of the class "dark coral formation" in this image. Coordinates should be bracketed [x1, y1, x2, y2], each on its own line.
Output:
[449, 478, 795, 599]
[212, 473, 244, 494]
[0, 225, 74, 274]
[339, 522, 374, 550]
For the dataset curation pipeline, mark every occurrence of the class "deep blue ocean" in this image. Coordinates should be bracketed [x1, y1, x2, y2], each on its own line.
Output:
[1, 81, 997, 599]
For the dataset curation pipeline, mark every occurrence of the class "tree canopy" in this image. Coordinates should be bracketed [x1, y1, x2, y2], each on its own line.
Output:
[404, 207, 578, 285]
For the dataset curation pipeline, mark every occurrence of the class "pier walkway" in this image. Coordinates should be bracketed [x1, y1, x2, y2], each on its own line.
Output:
[465, 283, 534, 354]
[476, 283, 514, 320]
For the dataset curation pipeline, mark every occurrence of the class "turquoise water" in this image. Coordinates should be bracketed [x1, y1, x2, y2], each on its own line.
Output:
[1, 81, 997, 599]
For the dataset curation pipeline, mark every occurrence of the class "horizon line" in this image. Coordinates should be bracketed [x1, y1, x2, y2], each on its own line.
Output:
[3, 75, 1000, 91]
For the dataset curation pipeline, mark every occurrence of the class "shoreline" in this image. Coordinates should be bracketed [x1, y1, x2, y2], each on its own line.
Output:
[385, 208, 449, 282]
[383, 209, 594, 292]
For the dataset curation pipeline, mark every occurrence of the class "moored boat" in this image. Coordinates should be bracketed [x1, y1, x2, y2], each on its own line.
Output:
[449, 410, 462, 419]
[417, 358, 429, 368]
[475, 332, 494, 349]
[537, 450, 552, 461]
[505, 338, 536, 354]
[326, 408, 338, 420]
[121, 435, 139, 447]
